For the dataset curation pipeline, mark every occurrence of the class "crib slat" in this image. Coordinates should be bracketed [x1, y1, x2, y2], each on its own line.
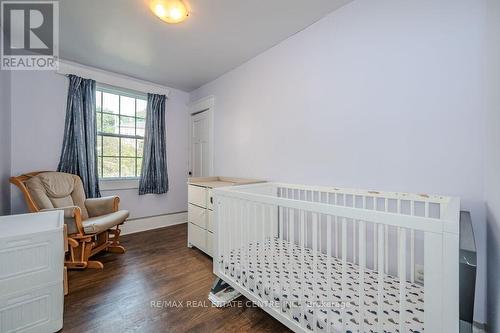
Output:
[326, 214, 332, 331]
[410, 229, 415, 283]
[261, 204, 266, 300]
[221, 197, 227, 273]
[353, 222, 356, 265]
[341, 218, 347, 332]
[359, 220, 366, 332]
[335, 216, 339, 258]
[240, 200, 245, 284]
[336, 194, 341, 257]
[226, 198, 233, 276]
[352, 196, 356, 265]
[377, 224, 384, 333]
[312, 212, 318, 330]
[399, 228, 407, 333]
[384, 224, 389, 274]
[299, 208, 305, 328]
[242, 201, 248, 283]
[288, 207, 295, 321]
[279, 193, 284, 241]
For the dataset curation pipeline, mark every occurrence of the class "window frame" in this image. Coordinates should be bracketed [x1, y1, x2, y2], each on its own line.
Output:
[96, 84, 147, 181]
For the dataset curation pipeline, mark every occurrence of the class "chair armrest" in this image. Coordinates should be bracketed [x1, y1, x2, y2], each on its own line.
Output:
[85, 196, 120, 217]
[40, 206, 84, 235]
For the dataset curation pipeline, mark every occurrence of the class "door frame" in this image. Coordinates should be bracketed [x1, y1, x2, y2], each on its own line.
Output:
[188, 95, 215, 177]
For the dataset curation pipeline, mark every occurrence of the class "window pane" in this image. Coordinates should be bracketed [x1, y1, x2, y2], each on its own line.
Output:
[97, 135, 103, 156]
[121, 138, 136, 157]
[96, 91, 102, 112]
[102, 136, 119, 156]
[102, 114, 119, 134]
[120, 116, 135, 136]
[136, 158, 143, 177]
[103, 92, 119, 114]
[102, 157, 119, 178]
[120, 158, 136, 178]
[137, 139, 144, 157]
[120, 96, 135, 117]
[96, 112, 102, 132]
[136, 99, 147, 118]
[136, 117, 145, 137]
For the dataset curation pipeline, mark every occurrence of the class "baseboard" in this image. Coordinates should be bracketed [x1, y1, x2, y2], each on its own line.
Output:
[121, 211, 187, 235]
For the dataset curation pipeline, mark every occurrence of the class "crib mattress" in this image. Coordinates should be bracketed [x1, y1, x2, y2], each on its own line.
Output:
[222, 238, 424, 333]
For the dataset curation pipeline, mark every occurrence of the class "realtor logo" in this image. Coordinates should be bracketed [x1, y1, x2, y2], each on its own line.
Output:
[1, 1, 59, 70]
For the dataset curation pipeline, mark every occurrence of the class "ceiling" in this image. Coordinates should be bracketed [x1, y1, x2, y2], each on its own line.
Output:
[59, 0, 352, 92]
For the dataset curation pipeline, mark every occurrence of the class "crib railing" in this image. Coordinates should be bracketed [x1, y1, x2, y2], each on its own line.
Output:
[213, 183, 459, 333]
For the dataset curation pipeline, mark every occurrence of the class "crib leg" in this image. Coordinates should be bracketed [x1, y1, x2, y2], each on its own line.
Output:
[211, 277, 229, 294]
[208, 277, 242, 307]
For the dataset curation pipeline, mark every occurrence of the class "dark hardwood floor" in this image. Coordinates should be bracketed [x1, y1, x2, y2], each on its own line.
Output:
[62, 223, 290, 333]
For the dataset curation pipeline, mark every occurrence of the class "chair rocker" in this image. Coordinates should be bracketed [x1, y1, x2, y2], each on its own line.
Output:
[10, 171, 129, 269]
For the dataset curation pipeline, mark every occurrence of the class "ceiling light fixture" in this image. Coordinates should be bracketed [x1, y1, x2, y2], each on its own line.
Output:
[150, 0, 189, 24]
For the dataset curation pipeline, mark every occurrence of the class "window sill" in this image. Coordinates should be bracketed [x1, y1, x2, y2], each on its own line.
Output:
[99, 179, 139, 191]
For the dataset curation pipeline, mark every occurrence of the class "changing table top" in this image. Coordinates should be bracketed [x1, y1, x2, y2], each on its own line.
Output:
[188, 177, 264, 189]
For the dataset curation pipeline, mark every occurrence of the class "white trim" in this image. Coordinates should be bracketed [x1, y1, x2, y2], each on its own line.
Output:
[121, 211, 187, 235]
[188, 96, 215, 176]
[57, 59, 171, 97]
[99, 179, 139, 191]
[190, 95, 215, 113]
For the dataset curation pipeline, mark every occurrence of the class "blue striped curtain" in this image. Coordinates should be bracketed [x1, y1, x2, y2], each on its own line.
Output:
[139, 93, 169, 195]
[57, 75, 101, 198]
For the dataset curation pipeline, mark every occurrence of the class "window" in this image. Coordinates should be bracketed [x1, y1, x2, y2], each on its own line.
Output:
[96, 86, 146, 179]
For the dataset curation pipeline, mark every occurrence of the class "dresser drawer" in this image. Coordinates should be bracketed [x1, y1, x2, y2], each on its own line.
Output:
[206, 231, 213, 257]
[188, 204, 206, 229]
[188, 185, 207, 208]
[188, 223, 206, 250]
[207, 210, 213, 232]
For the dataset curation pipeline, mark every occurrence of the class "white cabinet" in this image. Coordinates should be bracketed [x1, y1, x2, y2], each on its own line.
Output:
[0, 211, 64, 333]
[187, 185, 214, 256]
[187, 177, 264, 258]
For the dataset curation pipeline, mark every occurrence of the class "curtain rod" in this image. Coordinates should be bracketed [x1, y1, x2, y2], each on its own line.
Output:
[57, 60, 171, 98]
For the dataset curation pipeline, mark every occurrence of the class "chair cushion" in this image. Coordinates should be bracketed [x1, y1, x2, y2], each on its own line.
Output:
[82, 210, 129, 234]
[25, 172, 89, 219]
[38, 172, 74, 198]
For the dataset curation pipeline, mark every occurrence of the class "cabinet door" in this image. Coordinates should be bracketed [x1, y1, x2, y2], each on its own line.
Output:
[188, 185, 207, 208]
[188, 223, 206, 250]
[188, 204, 206, 229]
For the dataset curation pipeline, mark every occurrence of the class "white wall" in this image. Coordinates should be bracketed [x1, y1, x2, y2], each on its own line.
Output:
[191, 0, 488, 323]
[485, 0, 500, 331]
[9, 70, 190, 219]
[0, 68, 11, 216]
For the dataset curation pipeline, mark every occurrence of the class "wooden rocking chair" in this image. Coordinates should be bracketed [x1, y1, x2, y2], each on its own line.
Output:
[10, 171, 129, 269]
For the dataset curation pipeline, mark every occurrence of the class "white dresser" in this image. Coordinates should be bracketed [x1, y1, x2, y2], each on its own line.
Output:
[187, 177, 263, 257]
[0, 211, 64, 333]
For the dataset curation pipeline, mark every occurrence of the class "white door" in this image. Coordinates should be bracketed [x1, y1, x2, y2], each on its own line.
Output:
[190, 111, 210, 177]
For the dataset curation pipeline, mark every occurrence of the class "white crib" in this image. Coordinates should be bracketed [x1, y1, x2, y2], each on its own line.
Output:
[213, 182, 460, 333]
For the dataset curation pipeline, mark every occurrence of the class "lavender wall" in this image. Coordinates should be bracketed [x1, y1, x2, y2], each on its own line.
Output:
[190, 0, 489, 323]
[0, 68, 11, 216]
[9, 70, 189, 219]
[485, 0, 500, 331]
